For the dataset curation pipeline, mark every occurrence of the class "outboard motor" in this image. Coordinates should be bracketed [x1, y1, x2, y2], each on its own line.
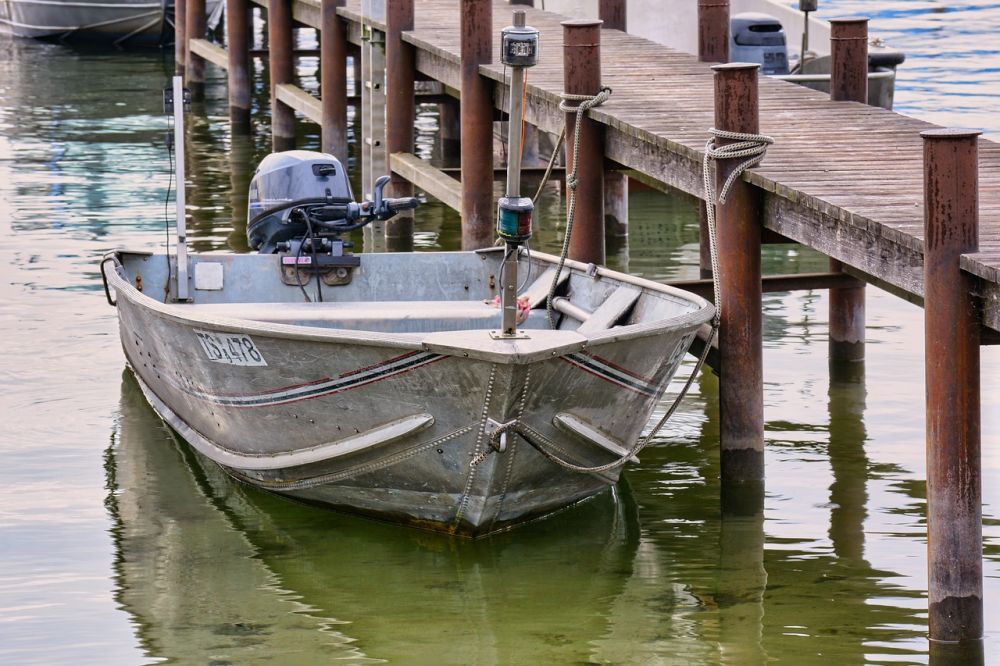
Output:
[730, 13, 790, 75]
[247, 150, 418, 292]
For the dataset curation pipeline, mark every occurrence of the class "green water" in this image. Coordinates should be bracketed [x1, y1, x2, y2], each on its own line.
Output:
[1, 14, 999, 664]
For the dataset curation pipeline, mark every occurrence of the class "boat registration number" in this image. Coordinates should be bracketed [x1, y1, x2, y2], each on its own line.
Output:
[194, 330, 268, 367]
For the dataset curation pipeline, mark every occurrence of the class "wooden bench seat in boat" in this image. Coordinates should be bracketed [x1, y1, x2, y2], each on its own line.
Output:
[185, 300, 551, 333]
[184, 280, 640, 335]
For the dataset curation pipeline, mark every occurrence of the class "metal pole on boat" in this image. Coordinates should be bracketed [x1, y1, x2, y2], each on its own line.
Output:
[494, 10, 538, 339]
[171, 76, 190, 302]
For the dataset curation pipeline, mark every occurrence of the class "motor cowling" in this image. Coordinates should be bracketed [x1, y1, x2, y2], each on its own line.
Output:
[730, 13, 790, 75]
[247, 150, 354, 253]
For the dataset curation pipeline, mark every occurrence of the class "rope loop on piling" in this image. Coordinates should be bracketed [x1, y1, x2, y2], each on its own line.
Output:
[546, 86, 613, 329]
[522, 126, 776, 476]
[701, 127, 774, 324]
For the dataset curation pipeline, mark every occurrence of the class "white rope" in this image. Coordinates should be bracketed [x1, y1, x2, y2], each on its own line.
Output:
[545, 86, 613, 328]
[701, 127, 774, 320]
[511, 126, 773, 476]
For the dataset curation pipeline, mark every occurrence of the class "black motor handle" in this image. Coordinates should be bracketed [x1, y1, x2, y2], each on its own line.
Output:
[384, 197, 420, 213]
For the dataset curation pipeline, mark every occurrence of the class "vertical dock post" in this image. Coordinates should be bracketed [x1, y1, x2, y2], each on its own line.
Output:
[922, 128, 983, 645]
[439, 98, 462, 166]
[698, 0, 730, 64]
[385, 0, 415, 246]
[321, 0, 348, 157]
[460, 0, 494, 249]
[599, 0, 626, 31]
[698, 0, 729, 278]
[828, 18, 869, 362]
[598, 4, 628, 239]
[562, 19, 605, 266]
[713, 63, 764, 504]
[185, 0, 206, 100]
[268, 0, 296, 151]
[226, 0, 252, 132]
[175, 0, 187, 76]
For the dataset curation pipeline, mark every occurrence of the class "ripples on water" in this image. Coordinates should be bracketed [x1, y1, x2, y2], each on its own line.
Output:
[793, 0, 1000, 138]
[1, 1, 999, 663]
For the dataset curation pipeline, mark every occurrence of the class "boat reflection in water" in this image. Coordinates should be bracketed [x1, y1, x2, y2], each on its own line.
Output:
[110, 370, 646, 663]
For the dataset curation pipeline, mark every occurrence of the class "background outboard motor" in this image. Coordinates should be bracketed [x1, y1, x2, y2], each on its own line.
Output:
[730, 13, 790, 75]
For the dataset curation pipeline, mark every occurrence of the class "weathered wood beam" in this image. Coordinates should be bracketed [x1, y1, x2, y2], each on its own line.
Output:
[389, 152, 462, 212]
[667, 271, 862, 299]
[275, 83, 323, 123]
[189, 38, 229, 70]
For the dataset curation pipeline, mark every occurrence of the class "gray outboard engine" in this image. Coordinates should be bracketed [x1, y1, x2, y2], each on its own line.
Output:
[247, 150, 418, 292]
[247, 150, 416, 253]
[730, 13, 790, 75]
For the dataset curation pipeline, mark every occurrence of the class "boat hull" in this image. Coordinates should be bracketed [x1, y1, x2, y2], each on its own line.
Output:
[108, 250, 711, 536]
[0, 0, 221, 46]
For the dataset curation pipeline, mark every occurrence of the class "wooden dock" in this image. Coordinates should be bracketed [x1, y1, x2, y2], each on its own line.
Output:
[178, 0, 992, 651]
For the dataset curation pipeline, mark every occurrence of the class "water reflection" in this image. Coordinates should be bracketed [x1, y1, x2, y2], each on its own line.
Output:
[112, 371, 648, 663]
[109, 353, 941, 664]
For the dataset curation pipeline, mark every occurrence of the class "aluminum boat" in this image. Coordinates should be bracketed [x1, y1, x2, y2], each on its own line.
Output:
[101, 70, 712, 537]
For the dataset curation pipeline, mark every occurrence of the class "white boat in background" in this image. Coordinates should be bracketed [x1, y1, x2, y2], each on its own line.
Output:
[0, 0, 222, 47]
[542, 0, 905, 109]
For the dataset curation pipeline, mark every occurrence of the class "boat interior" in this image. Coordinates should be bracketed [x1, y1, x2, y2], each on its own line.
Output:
[112, 249, 707, 337]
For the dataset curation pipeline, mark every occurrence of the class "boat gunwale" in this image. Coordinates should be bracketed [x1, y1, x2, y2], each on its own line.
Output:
[105, 248, 715, 353]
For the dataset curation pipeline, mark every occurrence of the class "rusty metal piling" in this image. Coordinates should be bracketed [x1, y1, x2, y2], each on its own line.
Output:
[698, 0, 729, 277]
[268, 0, 296, 151]
[599, 0, 626, 31]
[563, 19, 605, 265]
[385, 0, 416, 245]
[225, 0, 252, 132]
[460, 0, 494, 249]
[713, 63, 764, 504]
[598, 6, 628, 238]
[922, 128, 983, 646]
[698, 0, 730, 64]
[321, 0, 348, 157]
[185, 0, 206, 100]
[828, 18, 869, 362]
[175, 0, 187, 76]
